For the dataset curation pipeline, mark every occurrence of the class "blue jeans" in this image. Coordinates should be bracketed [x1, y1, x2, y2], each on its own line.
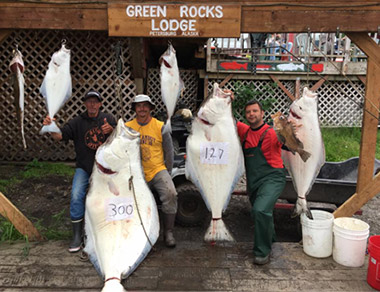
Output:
[70, 168, 90, 221]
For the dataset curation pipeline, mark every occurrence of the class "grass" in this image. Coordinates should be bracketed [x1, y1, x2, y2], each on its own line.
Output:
[0, 159, 74, 244]
[321, 127, 380, 162]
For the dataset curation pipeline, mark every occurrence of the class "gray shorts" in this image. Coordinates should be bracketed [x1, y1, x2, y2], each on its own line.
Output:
[148, 169, 177, 214]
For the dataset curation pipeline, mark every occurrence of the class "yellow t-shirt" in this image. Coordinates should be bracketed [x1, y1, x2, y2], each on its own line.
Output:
[125, 118, 166, 182]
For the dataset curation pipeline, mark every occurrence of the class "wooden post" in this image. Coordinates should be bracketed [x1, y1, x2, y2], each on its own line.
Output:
[0, 192, 44, 241]
[0, 29, 11, 44]
[269, 75, 295, 101]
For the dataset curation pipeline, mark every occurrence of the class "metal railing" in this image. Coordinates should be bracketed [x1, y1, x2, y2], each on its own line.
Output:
[210, 33, 376, 63]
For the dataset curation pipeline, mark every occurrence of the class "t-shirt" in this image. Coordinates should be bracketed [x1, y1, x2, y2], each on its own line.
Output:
[125, 118, 167, 182]
[61, 111, 116, 174]
[237, 121, 284, 169]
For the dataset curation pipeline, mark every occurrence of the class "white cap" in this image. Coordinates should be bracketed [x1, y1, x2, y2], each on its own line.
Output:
[132, 94, 155, 110]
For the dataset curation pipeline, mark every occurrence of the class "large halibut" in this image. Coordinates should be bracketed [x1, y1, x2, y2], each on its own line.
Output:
[282, 87, 326, 219]
[185, 83, 244, 242]
[84, 119, 159, 292]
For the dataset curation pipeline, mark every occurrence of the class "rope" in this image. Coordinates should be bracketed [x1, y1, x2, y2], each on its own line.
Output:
[128, 175, 155, 250]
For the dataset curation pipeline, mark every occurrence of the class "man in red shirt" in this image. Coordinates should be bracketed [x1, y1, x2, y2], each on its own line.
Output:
[236, 99, 286, 265]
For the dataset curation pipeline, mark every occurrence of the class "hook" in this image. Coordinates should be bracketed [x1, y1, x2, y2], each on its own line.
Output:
[336, 27, 340, 38]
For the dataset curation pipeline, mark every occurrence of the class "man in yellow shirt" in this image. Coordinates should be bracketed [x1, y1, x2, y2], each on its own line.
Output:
[126, 94, 177, 247]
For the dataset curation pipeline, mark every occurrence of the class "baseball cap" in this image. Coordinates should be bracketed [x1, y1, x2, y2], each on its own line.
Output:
[84, 90, 101, 102]
[131, 94, 156, 110]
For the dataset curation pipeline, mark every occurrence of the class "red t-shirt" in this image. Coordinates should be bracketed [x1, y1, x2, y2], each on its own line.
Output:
[237, 122, 284, 169]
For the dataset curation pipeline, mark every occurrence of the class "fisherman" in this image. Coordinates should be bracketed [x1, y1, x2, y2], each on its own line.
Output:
[42, 90, 116, 253]
[125, 94, 177, 248]
[232, 95, 287, 265]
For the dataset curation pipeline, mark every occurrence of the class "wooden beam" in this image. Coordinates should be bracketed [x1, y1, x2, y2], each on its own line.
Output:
[0, 192, 43, 241]
[269, 75, 295, 101]
[356, 59, 380, 193]
[2, 2, 380, 33]
[295, 78, 300, 99]
[311, 76, 328, 91]
[357, 75, 366, 84]
[0, 2, 107, 31]
[346, 32, 380, 68]
[333, 172, 380, 218]
[219, 74, 234, 88]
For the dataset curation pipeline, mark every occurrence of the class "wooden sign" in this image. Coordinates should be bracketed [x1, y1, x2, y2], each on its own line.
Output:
[217, 61, 324, 73]
[108, 3, 241, 38]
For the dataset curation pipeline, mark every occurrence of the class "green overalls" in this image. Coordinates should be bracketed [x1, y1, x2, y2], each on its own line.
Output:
[243, 127, 286, 257]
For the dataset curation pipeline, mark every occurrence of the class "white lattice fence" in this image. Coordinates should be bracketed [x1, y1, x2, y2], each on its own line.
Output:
[208, 79, 364, 126]
[0, 30, 136, 162]
[146, 68, 198, 116]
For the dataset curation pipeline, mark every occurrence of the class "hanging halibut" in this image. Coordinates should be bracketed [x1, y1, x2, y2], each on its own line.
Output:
[9, 47, 26, 149]
[282, 87, 325, 219]
[160, 43, 184, 134]
[185, 83, 244, 242]
[39, 43, 72, 134]
[84, 119, 159, 292]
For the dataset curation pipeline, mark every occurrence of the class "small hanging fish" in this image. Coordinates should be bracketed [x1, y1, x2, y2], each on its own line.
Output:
[9, 47, 27, 149]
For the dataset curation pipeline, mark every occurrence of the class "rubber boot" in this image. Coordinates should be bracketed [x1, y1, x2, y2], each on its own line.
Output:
[68, 219, 83, 253]
[163, 213, 176, 248]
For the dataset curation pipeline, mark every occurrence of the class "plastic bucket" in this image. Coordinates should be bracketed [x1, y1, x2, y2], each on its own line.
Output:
[333, 217, 369, 267]
[301, 210, 334, 258]
[367, 235, 380, 291]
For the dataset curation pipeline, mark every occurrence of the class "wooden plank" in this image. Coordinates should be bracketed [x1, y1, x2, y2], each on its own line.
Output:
[269, 75, 295, 101]
[241, 9, 380, 33]
[0, 192, 43, 241]
[311, 76, 328, 91]
[0, 3, 107, 31]
[356, 59, 380, 193]
[333, 172, 380, 218]
[1, 2, 380, 32]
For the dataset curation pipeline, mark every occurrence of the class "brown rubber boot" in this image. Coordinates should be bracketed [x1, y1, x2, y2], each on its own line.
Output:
[163, 213, 176, 248]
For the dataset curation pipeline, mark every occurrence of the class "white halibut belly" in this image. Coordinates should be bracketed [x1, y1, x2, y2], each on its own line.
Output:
[85, 171, 159, 279]
[186, 121, 244, 217]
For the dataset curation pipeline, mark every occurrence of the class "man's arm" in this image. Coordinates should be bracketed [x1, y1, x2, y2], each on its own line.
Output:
[162, 130, 174, 173]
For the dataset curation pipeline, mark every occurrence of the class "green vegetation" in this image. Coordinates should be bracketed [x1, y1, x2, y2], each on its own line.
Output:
[0, 159, 74, 194]
[321, 127, 380, 162]
[0, 159, 74, 243]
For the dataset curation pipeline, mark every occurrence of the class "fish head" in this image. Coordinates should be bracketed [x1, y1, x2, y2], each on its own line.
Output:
[9, 49, 24, 73]
[159, 43, 177, 70]
[196, 83, 232, 126]
[271, 111, 287, 129]
[95, 119, 140, 175]
[289, 87, 318, 120]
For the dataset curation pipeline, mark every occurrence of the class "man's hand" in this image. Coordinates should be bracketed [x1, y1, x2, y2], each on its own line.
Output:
[223, 89, 234, 101]
[101, 118, 113, 135]
[43, 115, 54, 126]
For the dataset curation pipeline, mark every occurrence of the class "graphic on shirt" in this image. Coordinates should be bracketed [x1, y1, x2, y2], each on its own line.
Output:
[141, 146, 151, 161]
[141, 134, 156, 146]
[85, 127, 105, 150]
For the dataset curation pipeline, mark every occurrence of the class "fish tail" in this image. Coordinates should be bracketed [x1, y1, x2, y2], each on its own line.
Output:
[204, 218, 235, 242]
[299, 150, 311, 162]
[39, 121, 61, 135]
[162, 118, 172, 134]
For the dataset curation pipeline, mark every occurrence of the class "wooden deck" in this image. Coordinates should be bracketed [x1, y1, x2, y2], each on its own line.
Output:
[0, 239, 376, 291]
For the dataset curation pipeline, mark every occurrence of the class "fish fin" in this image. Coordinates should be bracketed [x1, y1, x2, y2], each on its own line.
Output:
[39, 121, 61, 135]
[204, 219, 235, 242]
[40, 77, 47, 98]
[162, 118, 172, 134]
[298, 150, 311, 162]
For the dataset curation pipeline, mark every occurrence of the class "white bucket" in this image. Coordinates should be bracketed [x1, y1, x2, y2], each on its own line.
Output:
[333, 217, 370, 267]
[301, 210, 334, 258]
